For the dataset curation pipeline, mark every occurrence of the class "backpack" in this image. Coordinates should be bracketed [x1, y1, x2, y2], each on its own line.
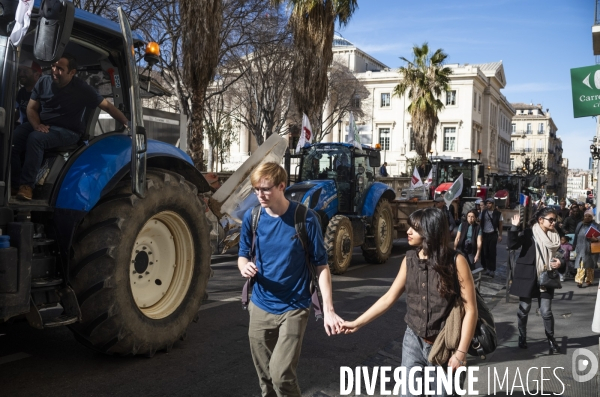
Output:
[241, 203, 323, 320]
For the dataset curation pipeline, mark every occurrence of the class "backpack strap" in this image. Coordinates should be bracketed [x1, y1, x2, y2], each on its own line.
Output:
[242, 205, 262, 310]
[295, 204, 324, 321]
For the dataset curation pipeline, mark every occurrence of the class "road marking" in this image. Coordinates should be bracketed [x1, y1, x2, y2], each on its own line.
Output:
[199, 296, 240, 311]
[0, 352, 31, 365]
[345, 265, 368, 272]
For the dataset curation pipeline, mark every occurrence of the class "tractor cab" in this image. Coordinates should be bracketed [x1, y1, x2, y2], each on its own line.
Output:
[3, 6, 157, 209]
[290, 143, 379, 216]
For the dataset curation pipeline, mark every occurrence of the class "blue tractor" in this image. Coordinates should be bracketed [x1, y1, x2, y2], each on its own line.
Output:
[284, 142, 396, 274]
[0, 2, 212, 356]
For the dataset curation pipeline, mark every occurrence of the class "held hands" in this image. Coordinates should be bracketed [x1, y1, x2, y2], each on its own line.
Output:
[240, 262, 258, 278]
[339, 320, 362, 334]
[497, 235, 502, 242]
[511, 214, 520, 227]
[323, 309, 344, 336]
[550, 258, 561, 269]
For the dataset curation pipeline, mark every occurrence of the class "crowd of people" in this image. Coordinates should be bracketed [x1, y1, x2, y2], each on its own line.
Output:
[238, 163, 599, 397]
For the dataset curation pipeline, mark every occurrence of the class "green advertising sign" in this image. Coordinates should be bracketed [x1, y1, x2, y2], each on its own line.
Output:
[571, 64, 600, 118]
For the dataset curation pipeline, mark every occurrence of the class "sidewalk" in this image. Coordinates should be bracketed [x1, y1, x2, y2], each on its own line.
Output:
[312, 244, 600, 397]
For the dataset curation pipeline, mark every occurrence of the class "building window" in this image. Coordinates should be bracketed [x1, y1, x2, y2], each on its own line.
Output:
[410, 128, 416, 151]
[443, 127, 456, 151]
[351, 97, 361, 109]
[381, 93, 390, 107]
[511, 123, 516, 133]
[511, 140, 514, 151]
[510, 158, 514, 170]
[379, 128, 390, 150]
[537, 142, 544, 152]
[538, 123, 544, 134]
[473, 91, 477, 109]
[446, 90, 456, 106]
[478, 95, 481, 112]
[526, 123, 532, 134]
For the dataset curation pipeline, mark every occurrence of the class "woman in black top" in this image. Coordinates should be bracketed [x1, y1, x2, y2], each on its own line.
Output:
[508, 207, 565, 353]
[341, 208, 477, 396]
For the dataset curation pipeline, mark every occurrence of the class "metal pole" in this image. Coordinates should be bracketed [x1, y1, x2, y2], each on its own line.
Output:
[596, 118, 600, 224]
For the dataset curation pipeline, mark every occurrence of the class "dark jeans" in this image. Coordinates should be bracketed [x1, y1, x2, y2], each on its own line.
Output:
[517, 297, 554, 338]
[481, 231, 498, 271]
[11, 122, 79, 188]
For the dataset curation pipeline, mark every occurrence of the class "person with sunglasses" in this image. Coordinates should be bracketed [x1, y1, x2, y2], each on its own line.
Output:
[509, 207, 565, 353]
[238, 162, 343, 397]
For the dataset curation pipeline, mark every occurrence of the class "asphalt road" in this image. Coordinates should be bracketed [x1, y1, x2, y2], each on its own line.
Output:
[0, 242, 413, 397]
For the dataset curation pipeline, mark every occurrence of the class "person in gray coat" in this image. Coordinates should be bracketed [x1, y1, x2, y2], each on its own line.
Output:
[508, 207, 565, 354]
[572, 210, 599, 288]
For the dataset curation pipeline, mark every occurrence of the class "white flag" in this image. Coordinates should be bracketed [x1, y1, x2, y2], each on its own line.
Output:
[410, 167, 423, 188]
[296, 113, 312, 153]
[424, 169, 433, 186]
[347, 112, 362, 150]
[443, 173, 463, 207]
[10, 0, 34, 47]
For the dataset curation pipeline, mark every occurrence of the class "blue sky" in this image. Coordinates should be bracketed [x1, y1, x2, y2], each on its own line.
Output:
[337, 0, 595, 169]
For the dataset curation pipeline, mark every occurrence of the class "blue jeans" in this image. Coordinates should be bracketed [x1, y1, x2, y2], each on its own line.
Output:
[11, 122, 80, 188]
[402, 327, 465, 397]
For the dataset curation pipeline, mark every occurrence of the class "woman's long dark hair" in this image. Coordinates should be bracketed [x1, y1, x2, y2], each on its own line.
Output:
[408, 208, 455, 300]
[528, 207, 557, 228]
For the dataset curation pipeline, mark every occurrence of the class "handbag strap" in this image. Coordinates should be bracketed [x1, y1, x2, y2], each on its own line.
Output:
[533, 240, 550, 270]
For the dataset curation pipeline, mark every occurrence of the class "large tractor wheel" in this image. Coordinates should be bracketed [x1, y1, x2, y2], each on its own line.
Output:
[69, 169, 211, 356]
[362, 199, 394, 264]
[325, 215, 353, 275]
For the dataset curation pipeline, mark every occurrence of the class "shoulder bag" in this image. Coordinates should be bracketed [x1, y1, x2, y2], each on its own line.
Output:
[534, 243, 562, 289]
[453, 252, 497, 359]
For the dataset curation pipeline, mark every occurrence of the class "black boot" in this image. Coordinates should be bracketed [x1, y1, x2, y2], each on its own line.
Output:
[518, 336, 528, 349]
[546, 333, 559, 354]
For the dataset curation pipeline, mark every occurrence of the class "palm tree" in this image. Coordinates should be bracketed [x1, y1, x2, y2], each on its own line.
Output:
[181, 0, 223, 171]
[271, 0, 358, 128]
[393, 43, 452, 163]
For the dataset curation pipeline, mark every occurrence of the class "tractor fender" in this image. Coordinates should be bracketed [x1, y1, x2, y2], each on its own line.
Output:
[360, 182, 395, 217]
[52, 133, 211, 212]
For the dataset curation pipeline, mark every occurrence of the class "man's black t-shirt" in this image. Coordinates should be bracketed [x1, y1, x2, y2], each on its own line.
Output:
[16, 87, 32, 123]
[31, 75, 103, 135]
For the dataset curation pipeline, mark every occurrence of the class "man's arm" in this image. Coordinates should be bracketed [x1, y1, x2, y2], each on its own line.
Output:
[98, 99, 129, 126]
[26, 99, 49, 132]
[315, 265, 342, 336]
[498, 215, 503, 242]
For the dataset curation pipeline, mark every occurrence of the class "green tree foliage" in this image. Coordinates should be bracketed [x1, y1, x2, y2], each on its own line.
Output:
[393, 43, 452, 163]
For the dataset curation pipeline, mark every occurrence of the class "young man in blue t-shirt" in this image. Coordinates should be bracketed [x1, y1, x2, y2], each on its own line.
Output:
[238, 162, 343, 397]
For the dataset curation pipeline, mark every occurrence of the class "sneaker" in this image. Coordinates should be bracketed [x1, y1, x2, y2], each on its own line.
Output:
[16, 185, 32, 200]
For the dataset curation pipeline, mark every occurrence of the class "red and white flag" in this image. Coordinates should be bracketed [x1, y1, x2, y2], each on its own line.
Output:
[410, 167, 423, 188]
[296, 113, 312, 153]
[424, 169, 433, 186]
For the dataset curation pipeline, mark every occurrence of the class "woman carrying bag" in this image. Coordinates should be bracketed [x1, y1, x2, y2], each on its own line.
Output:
[508, 207, 565, 354]
[340, 208, 477, 397]
[573, 210, 599, 288]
